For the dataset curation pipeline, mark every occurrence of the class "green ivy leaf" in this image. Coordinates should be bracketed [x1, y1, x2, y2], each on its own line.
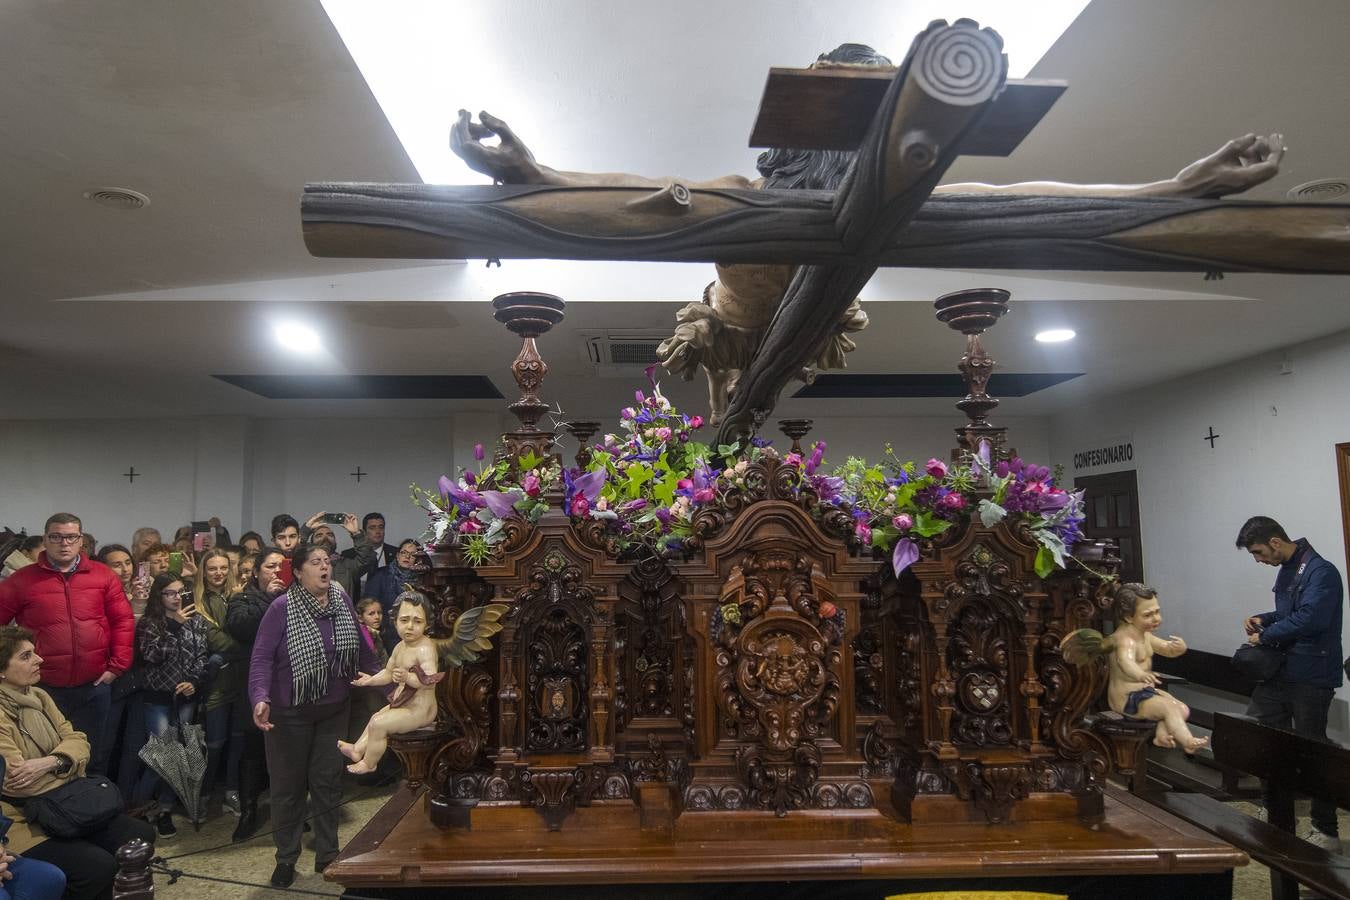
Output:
[517, 450, 545, 472]
[717, 441, 741, 458]
[912, 513, 953, 538]
[651, 472, 679, 506]
[871, 525, 899, 550]
[1034, 546, 1055, 578]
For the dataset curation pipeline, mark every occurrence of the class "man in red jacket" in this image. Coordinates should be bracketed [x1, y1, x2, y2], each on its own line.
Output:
[0, 512, 135, 773]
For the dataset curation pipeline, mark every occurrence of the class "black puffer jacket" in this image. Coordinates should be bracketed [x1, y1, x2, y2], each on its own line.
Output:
[224, 586, 275, 647]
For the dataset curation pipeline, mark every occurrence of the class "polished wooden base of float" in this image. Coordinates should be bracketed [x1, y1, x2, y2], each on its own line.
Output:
[326, 785, 1245, 899]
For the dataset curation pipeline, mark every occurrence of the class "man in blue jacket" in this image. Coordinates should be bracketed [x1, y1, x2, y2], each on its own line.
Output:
[1238, 515, 1346, 851]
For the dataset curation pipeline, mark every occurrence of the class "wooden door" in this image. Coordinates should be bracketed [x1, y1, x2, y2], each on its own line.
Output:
[1074, 469, 1144, 584]
[1337, 442, 1350, 570]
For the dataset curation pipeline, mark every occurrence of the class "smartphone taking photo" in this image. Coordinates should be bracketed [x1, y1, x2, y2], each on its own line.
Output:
[320, 512, 347, 526]
[168, 551, 184, 576]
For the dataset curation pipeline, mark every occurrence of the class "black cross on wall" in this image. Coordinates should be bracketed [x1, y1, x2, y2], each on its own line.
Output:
[1204, 427, 1221, 449]
[123, 467, 140, 483]
[350, 466, 367, 483]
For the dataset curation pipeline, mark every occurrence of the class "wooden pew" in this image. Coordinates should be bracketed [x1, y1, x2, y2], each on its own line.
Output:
[1147, 712, 1350, 900]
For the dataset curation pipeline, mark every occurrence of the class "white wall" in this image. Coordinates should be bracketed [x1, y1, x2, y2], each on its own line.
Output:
[1, 411, 1050, 547]
[1049, 328, 1350, 700]
[0, 415, 508, 548]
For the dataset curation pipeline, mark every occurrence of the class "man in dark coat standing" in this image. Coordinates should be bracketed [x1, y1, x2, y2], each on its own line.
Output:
[1238, 515, 1346, 851]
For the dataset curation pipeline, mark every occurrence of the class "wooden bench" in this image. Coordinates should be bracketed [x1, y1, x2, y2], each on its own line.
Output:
[1146, 712, 1350, 900]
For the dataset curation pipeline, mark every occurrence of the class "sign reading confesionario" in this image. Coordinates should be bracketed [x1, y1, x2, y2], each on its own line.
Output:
[1072, 436, 1134, 471]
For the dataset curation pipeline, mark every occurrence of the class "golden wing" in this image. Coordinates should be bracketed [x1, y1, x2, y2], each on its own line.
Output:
[443, 602, 510, 667]
[1059, 628, 1112, 666]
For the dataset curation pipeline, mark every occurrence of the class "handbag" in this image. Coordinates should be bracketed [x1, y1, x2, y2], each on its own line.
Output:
[12, 775, 123, 838]
[1232, 641, 1285, 682]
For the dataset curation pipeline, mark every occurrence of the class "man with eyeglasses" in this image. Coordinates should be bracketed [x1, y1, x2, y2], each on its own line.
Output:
[0, 512, 135, 774]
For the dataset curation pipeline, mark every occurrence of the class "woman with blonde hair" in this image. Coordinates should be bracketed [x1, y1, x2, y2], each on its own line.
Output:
[194, 549, 246, 816]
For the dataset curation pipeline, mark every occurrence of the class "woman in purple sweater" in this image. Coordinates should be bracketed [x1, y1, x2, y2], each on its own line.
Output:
[248, 543, 379, 888]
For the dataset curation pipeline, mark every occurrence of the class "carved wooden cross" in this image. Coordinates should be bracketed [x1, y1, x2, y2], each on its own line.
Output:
[301, 20, 1350, 441]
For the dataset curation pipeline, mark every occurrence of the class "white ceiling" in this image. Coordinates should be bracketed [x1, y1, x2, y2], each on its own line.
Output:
[2, 0, 1349, 424]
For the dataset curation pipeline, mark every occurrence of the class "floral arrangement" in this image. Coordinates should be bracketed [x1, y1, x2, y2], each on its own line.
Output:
[829, 440, 1086, 578]
[411, 370, 1085, 577]
[411, 441, 561, 565]
[571, 369, 717, 556]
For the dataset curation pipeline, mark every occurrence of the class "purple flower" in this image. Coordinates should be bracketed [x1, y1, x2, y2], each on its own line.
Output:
[440, 476, 484, 510]
[564, 468, 606, 510]
[892, 538, 920, 576]
[473, 442, 485, 462]
[463, 470, 477, 486]
[939, 492, 967, 511]
[623, 499, 648, 512]
[994, 460, 1010, 479]
[892, 513, 913, 531]
[481, 490, 522, 518]
[750, 436, 772, 449]
[805, 441, 826, 476]
[810, 474, 845, 505]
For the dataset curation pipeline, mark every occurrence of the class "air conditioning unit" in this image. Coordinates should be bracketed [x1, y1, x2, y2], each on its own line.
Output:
[583, 333, 668, 377]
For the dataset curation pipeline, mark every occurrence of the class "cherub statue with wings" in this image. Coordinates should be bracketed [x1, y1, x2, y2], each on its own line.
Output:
[1061, 582, 1207, 752]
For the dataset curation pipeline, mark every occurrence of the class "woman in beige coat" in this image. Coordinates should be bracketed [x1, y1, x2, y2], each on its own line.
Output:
[0, 625, 154, 900]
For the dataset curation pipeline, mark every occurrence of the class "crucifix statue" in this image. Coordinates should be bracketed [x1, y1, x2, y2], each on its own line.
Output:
[302, 19, 1350, 444]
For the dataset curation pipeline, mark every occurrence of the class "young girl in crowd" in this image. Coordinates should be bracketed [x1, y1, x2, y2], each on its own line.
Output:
[195, 549, 246, 817]
[133, 574, 208, 838]
[235, 552, 258, 591]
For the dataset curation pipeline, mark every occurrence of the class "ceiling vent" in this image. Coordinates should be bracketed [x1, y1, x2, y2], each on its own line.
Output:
[583, 333, 667, 377]
[83, 187, 150, 210]
[1286, 178, 1348, 201]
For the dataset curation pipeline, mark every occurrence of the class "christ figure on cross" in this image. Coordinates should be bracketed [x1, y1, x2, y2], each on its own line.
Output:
[451, 41, 1284, 427]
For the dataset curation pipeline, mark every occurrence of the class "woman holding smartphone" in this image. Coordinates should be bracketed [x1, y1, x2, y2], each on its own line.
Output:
[194, 549, 245, 818]
[132, 574, 208, 838]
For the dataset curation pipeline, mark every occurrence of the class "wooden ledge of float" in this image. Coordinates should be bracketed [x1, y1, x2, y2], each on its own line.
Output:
[324, 785, 1247, 888]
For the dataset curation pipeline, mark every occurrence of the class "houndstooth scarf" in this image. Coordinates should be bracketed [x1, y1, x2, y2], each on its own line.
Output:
[284, 581, 359, 706]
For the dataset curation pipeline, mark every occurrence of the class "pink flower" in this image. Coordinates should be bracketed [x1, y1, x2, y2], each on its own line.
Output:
[689, 415, 704, 429]
[925, 458, 948, 478]
[855, 522, 872, 543]
[655, 427, 672, 441]
[784, 452, 803, 467]
[458, 519, 482, 534]
[570, 495, 591, 517]
[522, 473, 541, 497]
[693, 488, 715, 504]
[621, 407, 636, 420]
[940, 492, 967, 511]
[892, 514, 913, 531]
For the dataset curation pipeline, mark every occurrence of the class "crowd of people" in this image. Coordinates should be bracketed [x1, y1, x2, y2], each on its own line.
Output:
[0, 509, 420, 895]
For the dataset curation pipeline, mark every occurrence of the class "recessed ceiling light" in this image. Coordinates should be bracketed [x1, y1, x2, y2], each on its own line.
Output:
[273, 321, 322, 353]
[1035, 329, 1075, 343]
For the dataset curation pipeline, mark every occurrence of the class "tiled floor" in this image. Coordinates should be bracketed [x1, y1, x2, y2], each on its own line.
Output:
[150, 783, 393, 899]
